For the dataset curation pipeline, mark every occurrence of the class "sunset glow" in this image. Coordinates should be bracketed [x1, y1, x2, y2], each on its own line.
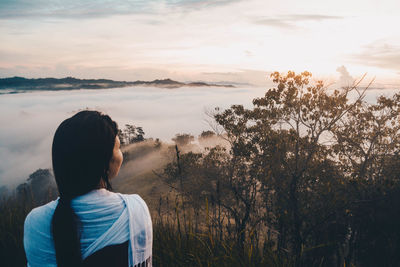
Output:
[1, 0, 400, 85]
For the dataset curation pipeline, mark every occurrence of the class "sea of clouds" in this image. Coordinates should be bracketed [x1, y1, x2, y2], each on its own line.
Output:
[1, 84, 398, 187]
[0, 85, 268, 187]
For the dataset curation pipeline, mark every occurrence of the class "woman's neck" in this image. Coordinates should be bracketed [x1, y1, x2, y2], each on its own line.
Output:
[96, 179, 107, 189]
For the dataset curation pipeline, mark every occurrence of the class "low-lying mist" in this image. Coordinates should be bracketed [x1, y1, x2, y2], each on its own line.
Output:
[0, 85, 250, 187]
[113, 135, 229, 204]
[2, 135, 229, 205]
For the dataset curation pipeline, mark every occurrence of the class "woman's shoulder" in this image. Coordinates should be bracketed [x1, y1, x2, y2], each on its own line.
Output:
[117, 193, 149, 211]
[122, 193, 147, 205]
[24, 199, 58, 232]
[24, 200, 58, 245]
[24, 200, 58, 265]
[116, 193, 152, 224]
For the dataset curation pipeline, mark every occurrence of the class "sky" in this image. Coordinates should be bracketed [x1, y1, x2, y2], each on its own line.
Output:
[1, 0, 400, 86]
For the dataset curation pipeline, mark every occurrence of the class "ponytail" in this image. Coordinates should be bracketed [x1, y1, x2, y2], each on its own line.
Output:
[52, 197, 82, 267]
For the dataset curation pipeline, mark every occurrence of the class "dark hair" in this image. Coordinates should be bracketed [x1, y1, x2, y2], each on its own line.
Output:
[51, 110, 118, 267]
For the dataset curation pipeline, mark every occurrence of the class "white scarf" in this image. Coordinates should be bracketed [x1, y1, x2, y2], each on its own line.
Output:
[24, 189, 152, 267]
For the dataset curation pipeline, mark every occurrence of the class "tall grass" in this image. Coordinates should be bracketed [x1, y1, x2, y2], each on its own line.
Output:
[0, 193, 33, 267]
[153, 196, 293, 267]
[0, 190, 291, 267]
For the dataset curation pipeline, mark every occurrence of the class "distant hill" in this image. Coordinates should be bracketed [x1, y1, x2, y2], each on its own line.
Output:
[187, 80, 254, 87]
[0, 77, 235, 93]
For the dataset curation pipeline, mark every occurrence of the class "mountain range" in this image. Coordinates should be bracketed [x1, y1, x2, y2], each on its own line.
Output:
[0, 77, 235, 93]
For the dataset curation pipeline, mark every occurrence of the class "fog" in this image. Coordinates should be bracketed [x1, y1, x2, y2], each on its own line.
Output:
[0, 86, 266, 187]
[1, 85, 398, 187]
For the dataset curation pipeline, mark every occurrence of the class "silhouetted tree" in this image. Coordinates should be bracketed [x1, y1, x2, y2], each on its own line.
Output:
[163, 71, 400, 266]
[119, 124, 146, 145]
[172, 133, 194, 147]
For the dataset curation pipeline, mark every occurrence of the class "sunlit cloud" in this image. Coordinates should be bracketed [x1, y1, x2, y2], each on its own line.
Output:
[351, 41, 400, 71]
[1, 0, 400, 85]
[253, 14, 344, 29]
[336, 65, 354, 87]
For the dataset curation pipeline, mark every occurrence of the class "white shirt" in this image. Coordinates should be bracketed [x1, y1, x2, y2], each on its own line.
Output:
[24, 189, 152, 267]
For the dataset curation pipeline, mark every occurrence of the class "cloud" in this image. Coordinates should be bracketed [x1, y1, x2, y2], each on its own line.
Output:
[167, 0, 243, 9]
[0, 85, 269, 186]
[253, 14, 344, 28]
[0, 0, 150, 19]
[350, 42, 400, 71]
[0, 0, 243, 20]
[201, 69, 272, 87]
[336, 65, 354, 87]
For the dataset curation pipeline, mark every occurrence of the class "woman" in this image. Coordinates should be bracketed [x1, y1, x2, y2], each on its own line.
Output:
[24, 110, 152, 267]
